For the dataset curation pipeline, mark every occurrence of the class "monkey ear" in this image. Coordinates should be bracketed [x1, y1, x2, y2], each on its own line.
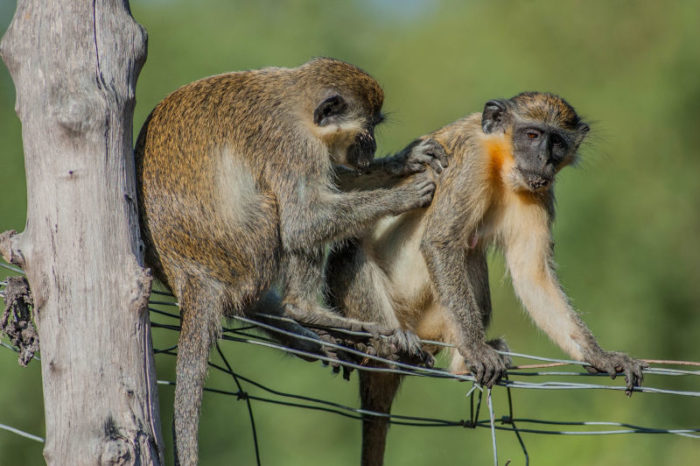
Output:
[482, 100, 508, 134]
[574, 121, 590, 145]
[314, 95, 348, 126]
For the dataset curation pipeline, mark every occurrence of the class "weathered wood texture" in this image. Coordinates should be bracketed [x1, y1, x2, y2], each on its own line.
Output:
[0, 1, 163, 464]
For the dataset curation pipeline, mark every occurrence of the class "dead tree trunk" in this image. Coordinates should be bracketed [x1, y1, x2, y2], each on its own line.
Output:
[0, 1, 163, 464]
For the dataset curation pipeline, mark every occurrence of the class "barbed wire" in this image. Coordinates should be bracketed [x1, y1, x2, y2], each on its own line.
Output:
[147, 294, 700, 465]
[2, 271, 700, 466]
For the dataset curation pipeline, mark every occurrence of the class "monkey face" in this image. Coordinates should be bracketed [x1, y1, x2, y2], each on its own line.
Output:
[482, 95, 589, 193]
[313, 94, 382, 172]
[510, 123, 568, 192]
[345, 128, 377, 172]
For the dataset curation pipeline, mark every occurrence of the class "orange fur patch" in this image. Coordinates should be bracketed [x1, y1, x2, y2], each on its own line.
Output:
[483, 135, 514, 197]
[515, 190, 542, 206]
[484, 135, 544, 207]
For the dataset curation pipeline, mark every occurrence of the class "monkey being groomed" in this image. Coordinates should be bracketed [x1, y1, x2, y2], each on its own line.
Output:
[326, 92, 647, 466]
[135, 58, 444, 465]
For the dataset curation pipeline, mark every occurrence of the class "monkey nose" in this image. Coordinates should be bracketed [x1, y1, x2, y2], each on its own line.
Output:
[530, 177, 550, 190]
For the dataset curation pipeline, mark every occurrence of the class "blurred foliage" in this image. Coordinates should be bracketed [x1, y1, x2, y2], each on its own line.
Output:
[1, 0, 699, 464]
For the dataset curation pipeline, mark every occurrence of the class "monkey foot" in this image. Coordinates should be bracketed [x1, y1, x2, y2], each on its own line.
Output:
[314, 327, 434, 380]
[380, 329, 435, 368]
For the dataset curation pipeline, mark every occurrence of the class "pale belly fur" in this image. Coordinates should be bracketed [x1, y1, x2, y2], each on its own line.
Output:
[362, 210, 452, 343]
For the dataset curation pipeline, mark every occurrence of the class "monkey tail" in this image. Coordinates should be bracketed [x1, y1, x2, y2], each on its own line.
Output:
[359, 371, 403, 466]
[174, 278, 221, 466]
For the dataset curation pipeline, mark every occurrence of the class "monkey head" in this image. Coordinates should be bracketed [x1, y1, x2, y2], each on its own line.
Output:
[302, 58, 385, 172]
[481, 92, 590, 193]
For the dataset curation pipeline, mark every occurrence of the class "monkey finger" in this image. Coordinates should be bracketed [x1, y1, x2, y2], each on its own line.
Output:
[482, 365, 496, 388]
[408, 152, 443, 174]
[429, 159, 445, 174]
[419, 351, 435, 368]
[420, 149, 447, 172]
[417, 180, 436, 197]
[366, 323, 395, 337]
[421, 139, 449, 168]
[471, 363, 485, 386]
[636, 366, 646, 386]
[407, 162, 428, 173]
[399, 330, 423, 358]
[431, 145, 449, 169]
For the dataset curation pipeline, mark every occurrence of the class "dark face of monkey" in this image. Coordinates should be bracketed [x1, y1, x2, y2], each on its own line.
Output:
[313, 94, 383, 172]
[346, 127, 377, 171]
[481, 93, 590, 193]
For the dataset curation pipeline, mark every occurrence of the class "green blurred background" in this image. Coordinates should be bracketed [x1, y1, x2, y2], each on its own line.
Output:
[1, 0, 699, 464]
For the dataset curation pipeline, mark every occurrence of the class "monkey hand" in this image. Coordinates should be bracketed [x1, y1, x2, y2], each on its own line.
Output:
[583, 350, 647, 396]
[486, 338, 513, 367]
[396, 171, 436, 211]
[399, 138, 448, 175]
[463, 343, 508, 388]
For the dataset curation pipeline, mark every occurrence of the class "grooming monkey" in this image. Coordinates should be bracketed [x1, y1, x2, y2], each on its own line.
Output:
[326, 92, 647, 466]
[135, 58, 441, 465]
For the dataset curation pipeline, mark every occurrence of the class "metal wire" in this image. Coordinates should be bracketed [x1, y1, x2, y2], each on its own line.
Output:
[2, 273, 700, 465]
[0, 423, 44, 443]
[149, 308, 700, 398]
[145, 301, 700, 466]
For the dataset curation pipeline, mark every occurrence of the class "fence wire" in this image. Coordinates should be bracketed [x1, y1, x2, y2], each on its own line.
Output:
[2, 270, 700, 465]
[149, 297, 700, 465]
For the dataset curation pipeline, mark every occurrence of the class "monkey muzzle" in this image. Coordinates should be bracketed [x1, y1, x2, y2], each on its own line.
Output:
[347, 130, 377, 173]
[517, 168, 552, 192]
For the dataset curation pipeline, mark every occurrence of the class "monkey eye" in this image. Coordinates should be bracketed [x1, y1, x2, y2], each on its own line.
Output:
[551, 134, 564, 146]
[526, 130, 540, 139]
[314, 95, 348, 126]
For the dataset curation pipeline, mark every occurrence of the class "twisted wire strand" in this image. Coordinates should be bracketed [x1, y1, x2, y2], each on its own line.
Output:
[2, 270, 699, 463]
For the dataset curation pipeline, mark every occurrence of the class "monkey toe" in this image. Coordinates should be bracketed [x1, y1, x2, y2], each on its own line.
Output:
[390, 329, 434, 367]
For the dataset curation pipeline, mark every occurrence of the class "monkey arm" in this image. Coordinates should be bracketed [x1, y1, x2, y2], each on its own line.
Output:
[505, 227, 595, 360]
[504, 217, 645, 392]
[420, 234, 506, 387]
[334, 138, 448, 192]
[333, 163, 403, 191]
[279, 175, 435, 251]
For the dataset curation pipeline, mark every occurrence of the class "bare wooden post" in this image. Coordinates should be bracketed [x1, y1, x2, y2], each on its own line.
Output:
[0, 1, 163, 464]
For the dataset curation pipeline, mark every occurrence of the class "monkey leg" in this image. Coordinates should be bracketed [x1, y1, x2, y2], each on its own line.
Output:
[281, 249, 394, 336]
[173, 277, 223, 466]
[324, 240, 433, 366]
[359, 371, 403, 466]
[249, 290, 326, 360]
